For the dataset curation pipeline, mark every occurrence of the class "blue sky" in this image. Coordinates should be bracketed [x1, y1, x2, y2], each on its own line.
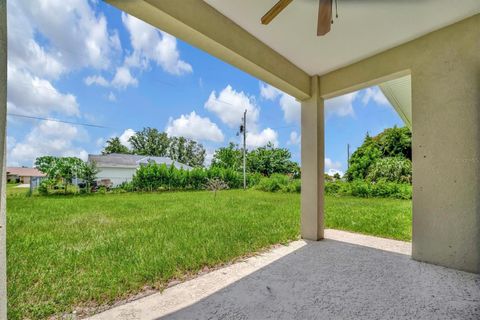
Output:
[6, 0, 404, 175]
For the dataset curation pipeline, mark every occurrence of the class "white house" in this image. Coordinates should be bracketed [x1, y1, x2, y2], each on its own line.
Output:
[88, 153, 192, 186]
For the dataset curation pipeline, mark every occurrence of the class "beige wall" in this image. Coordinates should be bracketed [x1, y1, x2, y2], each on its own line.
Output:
[319, 14, 480, 273]
[0, 0, 6, 317]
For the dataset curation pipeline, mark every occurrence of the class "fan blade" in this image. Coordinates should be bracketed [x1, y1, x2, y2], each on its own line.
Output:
[317, 0, 332, 36]
[261, 0, 293, 25]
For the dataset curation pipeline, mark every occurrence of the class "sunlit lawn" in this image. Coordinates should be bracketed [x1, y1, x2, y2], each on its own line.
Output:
[7, 189, 411, 319]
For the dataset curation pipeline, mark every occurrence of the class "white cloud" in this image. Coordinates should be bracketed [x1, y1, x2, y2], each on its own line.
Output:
[7, 64, 79, 117]
[279, 94, 300, 124]
[8, 0, 121, 77]
[121, 13, 192, 76]
[362, 86, 390, 106]
[8, 120, 88, 166]
[246, 128, 278, 149]
[260, 83, 300, 124]
[84, 68, 139, 90]
[6, 0, 123, 121]
[84, 75, 109, 87]
[287, 131, 301, 145]
[111, 66, 138, 89]
[326, 168, 344, 177]
[259, 82, 281, 101]
[9, 38, 65, 80]
[107, 92, 117, 102]
[119, 129, 136, 149]
[325, 91, 358, 117]
[205, 85, 260, 129]
[166, 111, 224, 142]
[7, 1, 64, 80]
[325, 157, 342, 172]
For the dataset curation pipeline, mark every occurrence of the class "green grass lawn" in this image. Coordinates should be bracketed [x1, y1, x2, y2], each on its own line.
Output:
[7, 190, 411, 319]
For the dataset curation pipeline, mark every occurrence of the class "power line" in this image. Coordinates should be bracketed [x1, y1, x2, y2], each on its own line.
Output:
[7, 113, 111, 129]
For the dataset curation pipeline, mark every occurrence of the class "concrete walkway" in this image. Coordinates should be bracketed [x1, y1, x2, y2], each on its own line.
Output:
[87, 230, 479, 320]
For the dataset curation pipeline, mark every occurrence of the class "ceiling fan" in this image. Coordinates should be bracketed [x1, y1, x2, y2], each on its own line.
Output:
[261, 0, 338, 36]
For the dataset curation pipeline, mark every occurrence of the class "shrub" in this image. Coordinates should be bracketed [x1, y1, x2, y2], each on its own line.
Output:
[247, 172, 262, 187]
[38, 179, 51, 196]
[366, 157, 412, 184]
[284, 178, 301, 193]
[255, 174, 290, 192]
[131, 163, 245, 191]
[116, 181, 134, 192]
[204, 178, 229, 198]
[324, 180, 411, 199]
[324, 181, 342, 195]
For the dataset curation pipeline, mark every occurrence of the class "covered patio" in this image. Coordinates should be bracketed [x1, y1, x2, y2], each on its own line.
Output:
[100, 0, 480, 272]
[88, 230, 479, 319]
[0, 0, 479, 318]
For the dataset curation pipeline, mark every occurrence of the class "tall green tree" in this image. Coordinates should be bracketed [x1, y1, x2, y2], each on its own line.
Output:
[35, 156, 85, 193]
[169, 136, 206, 167]
[345, 134, 382, 181]
[56, 157, 85, 194]
[247, 142, 298, 176]
[345, 126, 412, 181]
[211, 143, 243, 171]
[129, 127, 170, 156]
[377, 126, 411, 160]
[102, 137, 130, 154]
[35, 156, 59, 178]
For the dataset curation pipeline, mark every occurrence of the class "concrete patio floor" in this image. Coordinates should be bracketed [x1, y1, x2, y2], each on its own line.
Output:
[87, 230, 480, 320]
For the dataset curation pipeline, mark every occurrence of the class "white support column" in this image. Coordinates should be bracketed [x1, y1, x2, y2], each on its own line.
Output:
[0, 0, 7, 318]
[301, 76, 324, 240]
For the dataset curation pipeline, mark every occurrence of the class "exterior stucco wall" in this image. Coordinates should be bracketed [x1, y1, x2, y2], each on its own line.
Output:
[319, 14, 480, 273]
[97, 167, 137, 186]
[0, 0, 6, 317]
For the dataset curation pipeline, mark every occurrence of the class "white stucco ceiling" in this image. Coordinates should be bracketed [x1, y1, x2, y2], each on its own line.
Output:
[204, 0, 480, 76]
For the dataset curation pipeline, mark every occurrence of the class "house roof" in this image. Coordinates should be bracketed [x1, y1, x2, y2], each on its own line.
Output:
[379, 75, 412, 130]
[6, 167, 46, 177]
[88, 153, 193, 170]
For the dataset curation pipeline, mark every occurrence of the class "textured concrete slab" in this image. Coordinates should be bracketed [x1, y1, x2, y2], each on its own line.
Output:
[324, 229, 412, 255]
[87, 230, 479, 320]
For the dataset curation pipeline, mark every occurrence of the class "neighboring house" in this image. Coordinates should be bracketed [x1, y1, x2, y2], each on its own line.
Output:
[6, 167, 46, 184]
[88, 153, 193, 186]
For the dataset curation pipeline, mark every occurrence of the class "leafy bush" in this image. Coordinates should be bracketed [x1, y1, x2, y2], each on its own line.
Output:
[247, 172, 262, 187]
[284, 178, 301, 193]
[38, 179, 52, 196]
[325, 180, 411, 199]
[324, 180, 341, 194]
[254, 174, 300, 193]
[366, 157, 412, 184]
[131, 163, 246, 191]
[255, 174, 290, 192]
[115, 181, 134, 192]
